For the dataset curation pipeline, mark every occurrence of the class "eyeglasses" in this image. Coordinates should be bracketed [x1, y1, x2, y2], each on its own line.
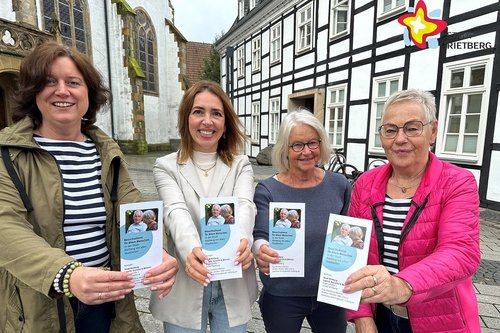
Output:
[288, 139, 321, 152]
[378, 121, 431, 139]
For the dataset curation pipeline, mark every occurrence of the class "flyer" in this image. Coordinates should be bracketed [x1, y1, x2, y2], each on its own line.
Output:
[120, 201, 163, 290]
[317, 214, 372, 310]
[201, 196, 242, 281]
[269, 202, 305, 278]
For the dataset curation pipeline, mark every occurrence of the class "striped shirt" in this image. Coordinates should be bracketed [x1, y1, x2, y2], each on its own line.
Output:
[382, 196, 411, 274]
[35, 136, 109, 267]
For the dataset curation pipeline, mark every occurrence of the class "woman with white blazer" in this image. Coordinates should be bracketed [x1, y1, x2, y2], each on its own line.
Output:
[149, 81, 258, 333]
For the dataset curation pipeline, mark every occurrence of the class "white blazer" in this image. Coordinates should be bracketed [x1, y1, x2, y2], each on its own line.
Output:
[149, 152, 258, 329]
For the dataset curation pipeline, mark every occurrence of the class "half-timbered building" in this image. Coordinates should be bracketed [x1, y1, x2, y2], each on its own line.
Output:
[216, 0, 500, 209]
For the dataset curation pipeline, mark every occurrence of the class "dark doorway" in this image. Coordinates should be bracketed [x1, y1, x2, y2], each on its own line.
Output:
[303, 97, 314, 112]
[0, 87, 5, 129]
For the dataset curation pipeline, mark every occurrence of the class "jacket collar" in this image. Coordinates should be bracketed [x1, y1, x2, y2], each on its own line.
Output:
[0, 116, 124, 165]
[370, 152, 442, 206]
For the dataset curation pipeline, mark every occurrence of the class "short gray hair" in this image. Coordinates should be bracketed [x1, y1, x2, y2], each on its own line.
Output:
[143, 210, 156, 220]
[383, 89, 437, 123]
[287, 209, 299, 220]
[271, 109, 331, 172]
[349, 226, 363, 238]
[220, 204, 232, 215]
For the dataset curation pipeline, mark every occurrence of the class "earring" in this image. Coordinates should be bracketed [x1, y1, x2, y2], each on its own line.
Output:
[223, 132, 226, 139]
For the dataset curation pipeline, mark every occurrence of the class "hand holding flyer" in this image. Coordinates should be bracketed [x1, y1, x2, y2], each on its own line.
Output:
[201, 196, 242, 281]
[317, 214, 372, 310]
[120, 201, 163, 290]
[269, 202, 305, 278]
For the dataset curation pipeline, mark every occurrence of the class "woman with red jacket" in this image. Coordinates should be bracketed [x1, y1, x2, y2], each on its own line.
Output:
[343, 89, 480, 333]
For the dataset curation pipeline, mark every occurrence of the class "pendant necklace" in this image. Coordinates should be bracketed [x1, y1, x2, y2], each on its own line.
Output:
[390, 163, 428, 193]
[193, 161, 216, 177]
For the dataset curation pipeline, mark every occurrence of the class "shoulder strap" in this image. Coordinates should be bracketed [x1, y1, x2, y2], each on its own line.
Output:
[110, 157, 120, 203]
[1, 146, 34, 213]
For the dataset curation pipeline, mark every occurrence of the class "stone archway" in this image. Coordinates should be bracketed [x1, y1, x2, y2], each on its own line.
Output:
[0, 72, 20, 129]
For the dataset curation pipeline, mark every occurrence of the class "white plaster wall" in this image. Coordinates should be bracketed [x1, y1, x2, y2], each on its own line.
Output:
[282, 15, 295, 45]
[376, 18, 401, 43]
[493, 94, 500, 143]
[407, 48, 439, 91]
[282, 45, 294, 73]
[105, 3, 133, 141]
[486, 151, 500, 202]
[346, 142, 366, 171]
[350, 65, 371, 101]
[329, 38, 350, 56]
[87, 1, 112, 135]
[316, 0, 330, 31]
[348, 105, 368, 139]
[354, 0, 372, 9]
[0, 1, 14, 20]
[375, 55, 405, 73]
[316, 29, 328, 63]
[449, 0, 497, 16]
[295, 52, 315, 70]
[352, 8, 374, 49]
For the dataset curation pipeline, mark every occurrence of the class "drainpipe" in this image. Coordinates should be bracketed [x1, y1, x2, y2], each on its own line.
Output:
[104, 0, 116, 139]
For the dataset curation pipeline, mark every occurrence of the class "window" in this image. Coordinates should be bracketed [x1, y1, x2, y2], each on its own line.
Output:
[326, 85, 347, 148]
[437, 56, 493, 163]
[296, 4, 313, 52]
[330, 0, 349, 38]
[251, 102, 260, 141]
[238, 0, 244, 19]
[270, 23, 281, 63]
[269, 98, 280, 144]
[252, 37, 261, 72]
[136, 9, 158, 93]
[42, 0, 89, 53]
[249, 0, 256, 11]
[378, 0, 407, 19]
[237, 47, 245, 78]
[369, 74, 402, 152]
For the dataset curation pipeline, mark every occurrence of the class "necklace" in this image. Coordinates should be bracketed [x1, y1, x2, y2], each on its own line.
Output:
[193, 161, 216, 177]
[390, 164, 427, 193]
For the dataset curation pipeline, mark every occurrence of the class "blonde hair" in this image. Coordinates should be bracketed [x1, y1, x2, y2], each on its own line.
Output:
[271, 109, 330, 172]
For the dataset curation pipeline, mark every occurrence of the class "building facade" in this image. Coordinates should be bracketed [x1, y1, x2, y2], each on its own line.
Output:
[0, 0, 184, 154]
[216, 0, 500, 210]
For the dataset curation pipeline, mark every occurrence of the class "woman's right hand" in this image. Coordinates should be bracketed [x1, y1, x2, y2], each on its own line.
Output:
[255, 243, 279, 275]
[185, 247, 211, 286]
[354, 317, 378, 333]
[69, 266, 135, 305]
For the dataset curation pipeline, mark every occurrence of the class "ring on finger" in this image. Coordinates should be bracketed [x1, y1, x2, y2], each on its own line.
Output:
[98, 292, 102, 300]
[371, 287, 377, 295]
[372, 275, 378, 286]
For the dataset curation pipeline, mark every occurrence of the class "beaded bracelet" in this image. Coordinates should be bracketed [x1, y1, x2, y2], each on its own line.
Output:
[52, 264, 67, 293]
[62, 261, 83, 298]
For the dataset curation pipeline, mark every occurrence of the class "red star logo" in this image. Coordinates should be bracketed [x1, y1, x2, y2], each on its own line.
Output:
[398, 1, 447, 49]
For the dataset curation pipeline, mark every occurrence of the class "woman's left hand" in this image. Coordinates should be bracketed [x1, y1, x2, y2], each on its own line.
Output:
[235, 238, 254, 270]
[343, 265, 412, 305]
[144, 250, 179, 300]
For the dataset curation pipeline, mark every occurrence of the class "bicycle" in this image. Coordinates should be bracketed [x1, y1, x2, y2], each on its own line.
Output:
[324, 148, 362, 185]
[367, 158, 387, 170]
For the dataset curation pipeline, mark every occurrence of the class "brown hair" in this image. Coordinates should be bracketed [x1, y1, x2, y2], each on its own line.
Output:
[12, 41, 111, 130]
[177, 80, 246, 165]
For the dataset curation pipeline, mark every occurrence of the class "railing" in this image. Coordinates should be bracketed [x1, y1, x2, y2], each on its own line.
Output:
[0, 18, 53, 57]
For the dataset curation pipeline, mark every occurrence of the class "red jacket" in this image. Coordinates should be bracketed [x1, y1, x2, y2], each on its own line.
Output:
[347, 153, 481, 333]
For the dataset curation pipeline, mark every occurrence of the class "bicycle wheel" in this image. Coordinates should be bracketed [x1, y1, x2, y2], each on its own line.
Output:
[334, 163, 360, 185]
[325, 154, 339, 171]
[368, 159, 387, 169]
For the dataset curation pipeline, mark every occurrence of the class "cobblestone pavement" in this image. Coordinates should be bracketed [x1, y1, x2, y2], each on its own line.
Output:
[124, 152, 500, 333]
